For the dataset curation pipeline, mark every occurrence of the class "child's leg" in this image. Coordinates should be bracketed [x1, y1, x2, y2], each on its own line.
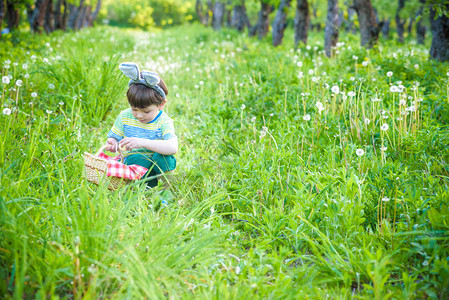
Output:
[124, 153, 158, 187]
[150, 153, 176, 189]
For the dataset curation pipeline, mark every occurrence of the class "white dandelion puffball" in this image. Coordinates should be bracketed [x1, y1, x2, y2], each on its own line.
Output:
[390, 85, 399, 93]
[48, 83, 55, 89]
[364, 118, 371, 125]
[331, 85, 340, 94]
[16, 80, 23, 87]
[387, 71, 393, 77]
[31, 92, 37, 98]
[240, 104, 246, 110]
[356, 149, 365, 156]
[297, 61, 303, 67]
[3, 108, 11, 115]
[381, 123, 389, 131]
[381, 146, 387, 151]
[382, 197, 390, 202]
[348, 91, 356, 97]
[303, 114, 311, 121]
[2, 76, 10, 84]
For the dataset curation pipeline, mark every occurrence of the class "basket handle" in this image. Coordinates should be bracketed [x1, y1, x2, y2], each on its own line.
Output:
[96, 144, 125, 161]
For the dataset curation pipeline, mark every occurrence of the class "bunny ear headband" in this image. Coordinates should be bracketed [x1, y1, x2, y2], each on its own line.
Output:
[119, 62, 166, 99]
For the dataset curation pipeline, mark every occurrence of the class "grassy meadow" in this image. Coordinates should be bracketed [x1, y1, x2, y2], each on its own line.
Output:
[1, 24, 449, 298]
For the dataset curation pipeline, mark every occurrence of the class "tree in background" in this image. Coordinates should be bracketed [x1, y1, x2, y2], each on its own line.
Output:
[294, 0, 309, 46]
[272, 0, 291, 46]
[324, 0, 339, 56]
[395, 0, 405, 43]
[429, 2, 449, 61]
[230, 0, 251, 32]
[0, 0, 101, 35]
[352, 0, 382, 48]
[250, 0, 273, 39]
[212, 0, 225, 30]
[0, 0, 5, 35]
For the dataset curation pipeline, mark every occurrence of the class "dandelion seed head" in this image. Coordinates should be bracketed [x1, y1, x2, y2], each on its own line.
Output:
[364, 118, 370, 125]
[390, 85, 399, 93]
[331, 85, 340, 94]
[381, 123, 389, 131]
[303, 114, 311, 121]
[31, 92, 37, 98]
[356, 149, 365, 156]
[48, 83, 55, 89]
[240, 104, 246, 110]
[2, 76, 10, 84]
[382, 197, 390, 202]
[16, 80, 23, 87]
[3, 108, 11, 115]
[387, 71, 393, 77]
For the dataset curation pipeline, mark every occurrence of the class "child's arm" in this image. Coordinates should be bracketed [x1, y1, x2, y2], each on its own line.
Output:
[119, 137, 178, 156]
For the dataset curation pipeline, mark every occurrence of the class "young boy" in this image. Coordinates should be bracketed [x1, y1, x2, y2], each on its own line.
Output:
[105, 62, 177, 188]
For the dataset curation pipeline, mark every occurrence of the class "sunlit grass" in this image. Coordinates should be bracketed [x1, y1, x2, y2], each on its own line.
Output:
[1, 24, 448, 298]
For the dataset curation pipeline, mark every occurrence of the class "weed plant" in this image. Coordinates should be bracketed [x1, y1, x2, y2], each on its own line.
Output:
[1, 24, 448, 298]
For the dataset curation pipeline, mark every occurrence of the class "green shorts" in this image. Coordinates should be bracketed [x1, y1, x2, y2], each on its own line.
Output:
[124, 152, 176, 188]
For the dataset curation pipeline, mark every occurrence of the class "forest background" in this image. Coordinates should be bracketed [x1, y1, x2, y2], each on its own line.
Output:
[1, 0, 449, 299]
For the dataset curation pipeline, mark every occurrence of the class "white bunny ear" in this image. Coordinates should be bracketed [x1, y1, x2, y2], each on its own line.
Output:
[119, 62, 140, 81]
[141, 71, 160, 86]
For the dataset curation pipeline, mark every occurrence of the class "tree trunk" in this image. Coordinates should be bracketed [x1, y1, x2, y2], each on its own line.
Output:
[54, 0, 62, 29]
[6, 1, 20, 30]
[324, 0, 338, 57]
[43, 0, 54, 33]
[353, 0, 381, 48]
[294, 0, 309, 45]
[0, 0, 5, 36]
[75, 1, 86, 30]
[212, 0, 225, 30]
[429, 4, 449, 61]
[416, 1, 426, 44]
[89, 0, 101, 27]
[272, 0, 291, 47]
[67, 0, 82, 30]
[29, 0, 50, 33]
[205, 0, 212, 26]
[395, 0, 405, 43]
[231, 1, 250, 31]
[82, 5, 91, 28]
[250, 1, 273, 39]
[381, 18, 390, 38]
[407, 17, 414, 34]
[196, 0, 206, 25]
[226, 2, 232, 28]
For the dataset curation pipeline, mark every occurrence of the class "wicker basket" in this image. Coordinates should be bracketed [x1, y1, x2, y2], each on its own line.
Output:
[84, 145, 130, 190]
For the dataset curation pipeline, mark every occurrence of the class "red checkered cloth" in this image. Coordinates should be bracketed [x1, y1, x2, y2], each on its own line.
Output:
[98, 152, 148, 180]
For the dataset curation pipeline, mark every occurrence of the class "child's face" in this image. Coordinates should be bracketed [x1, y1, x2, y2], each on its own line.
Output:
[131, 104, 163, 123]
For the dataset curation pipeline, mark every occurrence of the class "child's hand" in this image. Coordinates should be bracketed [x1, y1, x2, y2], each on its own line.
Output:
[105, 138, 118, 152]
[119, 137, 147, 150]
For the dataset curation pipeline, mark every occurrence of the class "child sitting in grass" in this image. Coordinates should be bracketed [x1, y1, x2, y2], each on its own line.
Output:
[105, 62, 178, 188]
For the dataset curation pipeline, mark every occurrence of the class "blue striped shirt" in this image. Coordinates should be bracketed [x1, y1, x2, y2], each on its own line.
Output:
[107, 108, 176, 157]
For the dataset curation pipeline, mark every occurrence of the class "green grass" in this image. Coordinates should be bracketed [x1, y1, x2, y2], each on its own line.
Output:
[1, 24, 449, 298]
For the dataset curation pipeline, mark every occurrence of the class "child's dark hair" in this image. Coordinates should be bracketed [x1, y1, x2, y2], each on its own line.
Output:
[127, 76, 168, 108]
